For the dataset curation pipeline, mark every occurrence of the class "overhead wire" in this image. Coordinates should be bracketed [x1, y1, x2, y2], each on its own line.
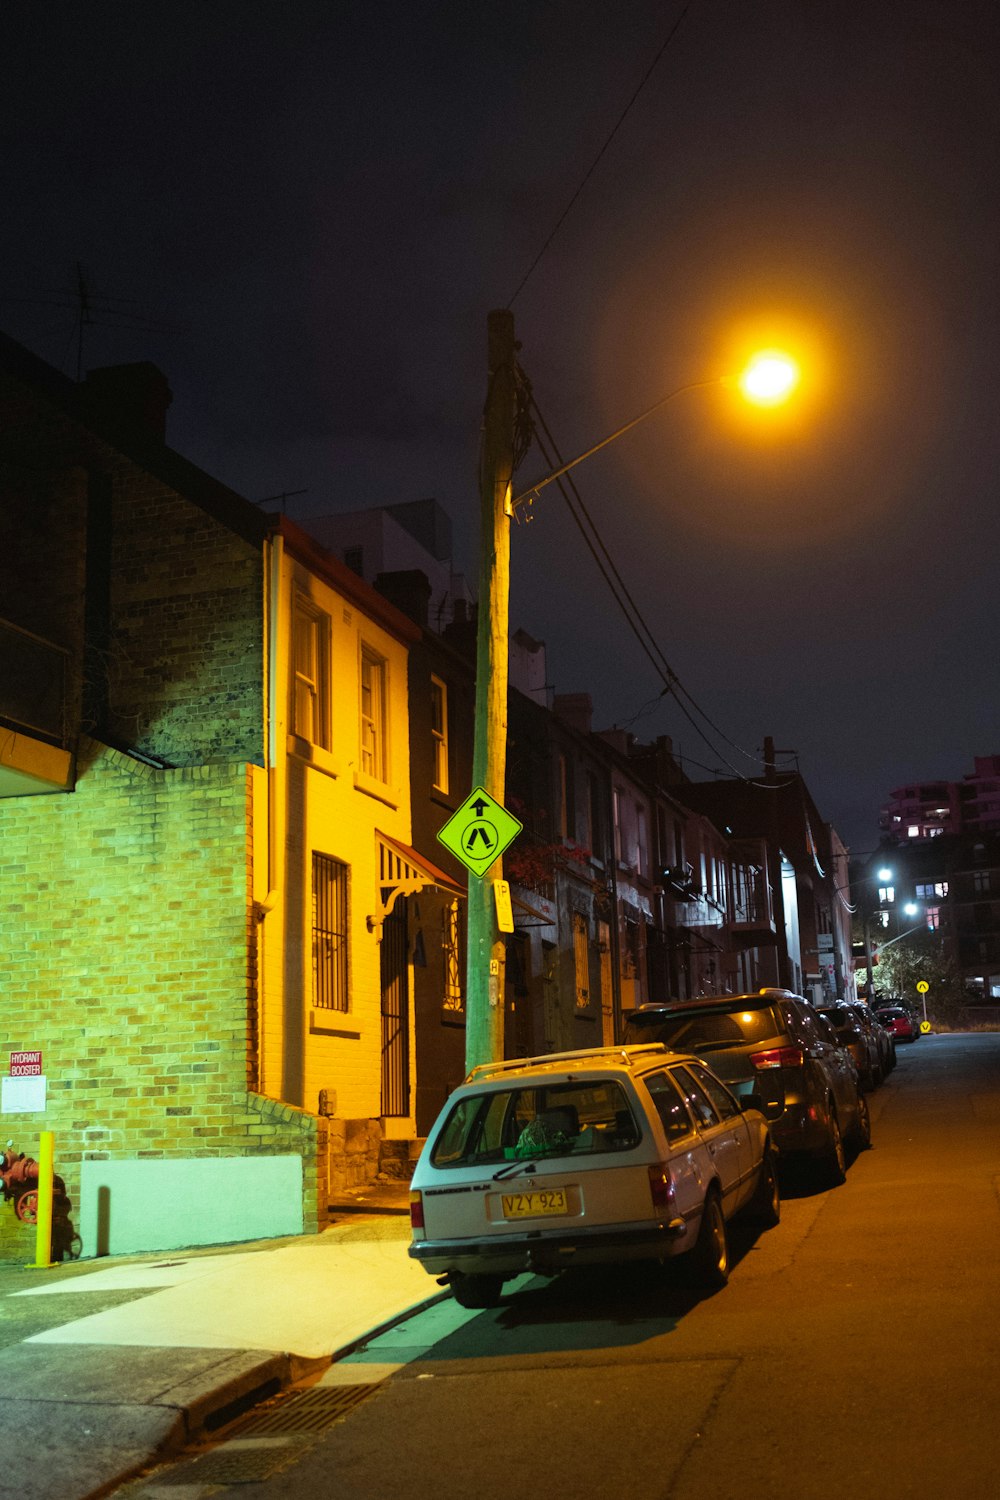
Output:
[525, 382, 773, 781]
[506, 1, 695, 308]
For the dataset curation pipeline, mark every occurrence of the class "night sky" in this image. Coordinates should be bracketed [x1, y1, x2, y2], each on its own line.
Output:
[4, 1, 999, 852]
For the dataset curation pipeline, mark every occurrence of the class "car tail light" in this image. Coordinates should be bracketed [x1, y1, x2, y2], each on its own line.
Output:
[750, 1045, 805, 1070]
[409, 1190, 424, 1231]
[648, 1163, 676, 1215]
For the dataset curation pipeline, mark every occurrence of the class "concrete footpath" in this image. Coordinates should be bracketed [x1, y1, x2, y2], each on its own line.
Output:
[0, 1182, 445, 1500]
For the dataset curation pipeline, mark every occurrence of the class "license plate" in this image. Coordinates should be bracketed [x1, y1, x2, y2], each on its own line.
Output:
[501, 1188, 568, 1220]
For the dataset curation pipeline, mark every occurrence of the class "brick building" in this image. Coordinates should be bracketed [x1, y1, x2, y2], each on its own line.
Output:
[0, 332, 459, 1257]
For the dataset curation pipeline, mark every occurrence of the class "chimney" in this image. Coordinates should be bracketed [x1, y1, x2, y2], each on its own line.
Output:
[373, 569, 431, 628]
[82, 362, 173, 441]
[553, 693, 593, 735]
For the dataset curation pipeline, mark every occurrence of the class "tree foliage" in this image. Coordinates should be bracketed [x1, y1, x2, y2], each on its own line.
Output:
[867, 925, 965, 1020]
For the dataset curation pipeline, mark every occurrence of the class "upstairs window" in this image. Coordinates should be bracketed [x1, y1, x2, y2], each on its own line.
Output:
[430, 675, 449, 793]
[360, 646, 387, 781]
[292, 595, 330, 748]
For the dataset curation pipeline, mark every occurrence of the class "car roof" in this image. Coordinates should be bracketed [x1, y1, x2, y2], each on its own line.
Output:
[462, 1043, 705, 1088]
[628, 988, 800, 1018]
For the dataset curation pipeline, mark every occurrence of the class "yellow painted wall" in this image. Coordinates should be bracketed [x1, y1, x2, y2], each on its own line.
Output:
[255, 543, 416, 1131]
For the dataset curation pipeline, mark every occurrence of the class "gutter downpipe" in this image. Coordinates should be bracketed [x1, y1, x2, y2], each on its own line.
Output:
[257, 529, 285, 1097]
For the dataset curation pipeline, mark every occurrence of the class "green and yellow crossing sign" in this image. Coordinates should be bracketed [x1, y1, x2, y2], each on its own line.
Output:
[437, 786, 523, 879]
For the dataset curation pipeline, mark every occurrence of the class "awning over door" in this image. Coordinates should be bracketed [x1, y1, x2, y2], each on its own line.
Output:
[371, 832, 466, 939]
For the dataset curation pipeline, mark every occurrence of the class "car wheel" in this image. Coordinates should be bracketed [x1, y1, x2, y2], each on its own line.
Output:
[748, 1147, 781, 1228]
[850, 1089, 872, 1151]
[449, 1271, 504, 1309]
[817, 1108, 846, 1188]
[687, 1190, 729, 1289]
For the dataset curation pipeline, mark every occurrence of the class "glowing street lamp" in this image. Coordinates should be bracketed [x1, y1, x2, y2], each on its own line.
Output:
[511, 348, 802, 512]
[737, 350, 801, 407]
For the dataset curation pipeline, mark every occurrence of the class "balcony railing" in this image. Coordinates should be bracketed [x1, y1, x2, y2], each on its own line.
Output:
[729, 839, 776, 935]
[0, 618, 70, 747]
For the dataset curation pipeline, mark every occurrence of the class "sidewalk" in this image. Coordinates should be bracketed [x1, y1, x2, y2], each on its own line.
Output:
[0, 1181, 446, 1500]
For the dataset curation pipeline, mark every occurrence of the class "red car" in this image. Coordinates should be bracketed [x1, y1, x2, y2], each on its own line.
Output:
[876, 1006, 917, 1043]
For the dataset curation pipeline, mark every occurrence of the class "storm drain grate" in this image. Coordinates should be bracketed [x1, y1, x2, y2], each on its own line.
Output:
[232, 1383, 379, 1436]
[179, 1439, 301, 1486]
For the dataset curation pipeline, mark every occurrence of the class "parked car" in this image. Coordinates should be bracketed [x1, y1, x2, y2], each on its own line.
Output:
[876, 1005, 917, 1043]
[853, 1001, 896, 1075]
[623, 989, 871, 1186]
[817, 1003, 883, 1090]
[408, 1042, 780, 1309]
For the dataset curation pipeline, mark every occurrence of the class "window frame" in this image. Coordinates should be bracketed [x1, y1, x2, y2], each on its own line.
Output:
[430, 674, 449, 794]
[291, 593, 331, 748]
[360, 643, 388, 782]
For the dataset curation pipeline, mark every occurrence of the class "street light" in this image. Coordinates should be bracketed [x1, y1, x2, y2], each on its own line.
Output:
[834, 864, 894, 1006]
[467, 312, 804, 1071]
[511, 350, 802, 512]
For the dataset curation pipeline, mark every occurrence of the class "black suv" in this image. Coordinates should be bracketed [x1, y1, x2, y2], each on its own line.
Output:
[623, 989, 870, 1185]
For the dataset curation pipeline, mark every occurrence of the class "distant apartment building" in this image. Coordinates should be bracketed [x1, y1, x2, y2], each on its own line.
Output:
[880, 755, 1000, 843]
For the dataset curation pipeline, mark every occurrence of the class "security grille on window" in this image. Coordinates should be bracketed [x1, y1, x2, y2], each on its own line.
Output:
[360, 646, 387, 779]
[573, 912, 590, 1008]
[313, 853, 348, 1011]
[430, 675, 449, 793]
[442, 899, 464, 1012]
[293, 595, 330, 747]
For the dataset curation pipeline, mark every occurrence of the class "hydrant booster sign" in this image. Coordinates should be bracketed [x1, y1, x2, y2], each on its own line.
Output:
[9, 1052, 42, 1076]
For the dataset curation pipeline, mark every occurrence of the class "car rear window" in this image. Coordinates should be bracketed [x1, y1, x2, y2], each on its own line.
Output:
[429, 1080, 641, 1168]
[624, 1004, 781, 1051]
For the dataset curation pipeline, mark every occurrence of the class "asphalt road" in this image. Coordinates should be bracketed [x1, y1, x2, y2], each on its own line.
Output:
[119, 1033, 1000, 1499]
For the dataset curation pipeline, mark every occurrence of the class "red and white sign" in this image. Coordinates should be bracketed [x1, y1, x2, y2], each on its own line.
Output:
[9, 1051, 42, 1076]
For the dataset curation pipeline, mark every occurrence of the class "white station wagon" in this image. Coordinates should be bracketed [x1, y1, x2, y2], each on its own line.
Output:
[408, 1043, 780, 1308]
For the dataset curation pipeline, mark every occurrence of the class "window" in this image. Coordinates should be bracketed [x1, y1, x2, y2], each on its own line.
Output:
[684, 1062, 741, 1121]
[558, 754, 576, 841]
[587, 773, 602, 858]
[360, 646, 387, 780]
[442, 899, 464, 1012]
[645, 1071, 693, 1143]
[917, 882, 949, 899]
[429, 1080, 640, 1167]
[926, 907, 941, 930]
[636, 805, 649, 879]
[878, 886, 895, 905]
[430, 675, 449, 793]
[312, 853, 348, 1011]
[669, 1068, 719, 1130]
[572, 912, 590, 1009]
[973, 871, 991, 894]
[292, 595, 330, 747]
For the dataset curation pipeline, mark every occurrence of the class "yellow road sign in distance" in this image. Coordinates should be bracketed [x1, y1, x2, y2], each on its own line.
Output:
[437, 786, 523, 879]
[920, 1020, 932, 1034]
[916, 981, 930, 993]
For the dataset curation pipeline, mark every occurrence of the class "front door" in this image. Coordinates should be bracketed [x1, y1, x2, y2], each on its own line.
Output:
[380, 897, 410, 1117]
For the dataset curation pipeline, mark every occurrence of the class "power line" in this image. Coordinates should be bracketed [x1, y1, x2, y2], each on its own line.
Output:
[506, 1, 695, 307]
[525, 384, 766, 780]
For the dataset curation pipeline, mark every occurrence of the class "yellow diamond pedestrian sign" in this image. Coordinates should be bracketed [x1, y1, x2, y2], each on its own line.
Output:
[437, 786, 523, 879]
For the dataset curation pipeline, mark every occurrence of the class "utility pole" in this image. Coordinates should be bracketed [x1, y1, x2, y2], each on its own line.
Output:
[465, 310, 518, 1072]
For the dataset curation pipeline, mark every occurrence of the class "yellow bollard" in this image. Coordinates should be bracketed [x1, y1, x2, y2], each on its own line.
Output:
[29, 1131, 55, 1270]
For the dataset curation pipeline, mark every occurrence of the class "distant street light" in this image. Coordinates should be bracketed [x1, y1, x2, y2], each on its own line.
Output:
[467, 316, 804, 1071]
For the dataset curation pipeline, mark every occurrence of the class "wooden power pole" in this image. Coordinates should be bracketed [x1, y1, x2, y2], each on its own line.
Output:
[465, 310, 517, 1072]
